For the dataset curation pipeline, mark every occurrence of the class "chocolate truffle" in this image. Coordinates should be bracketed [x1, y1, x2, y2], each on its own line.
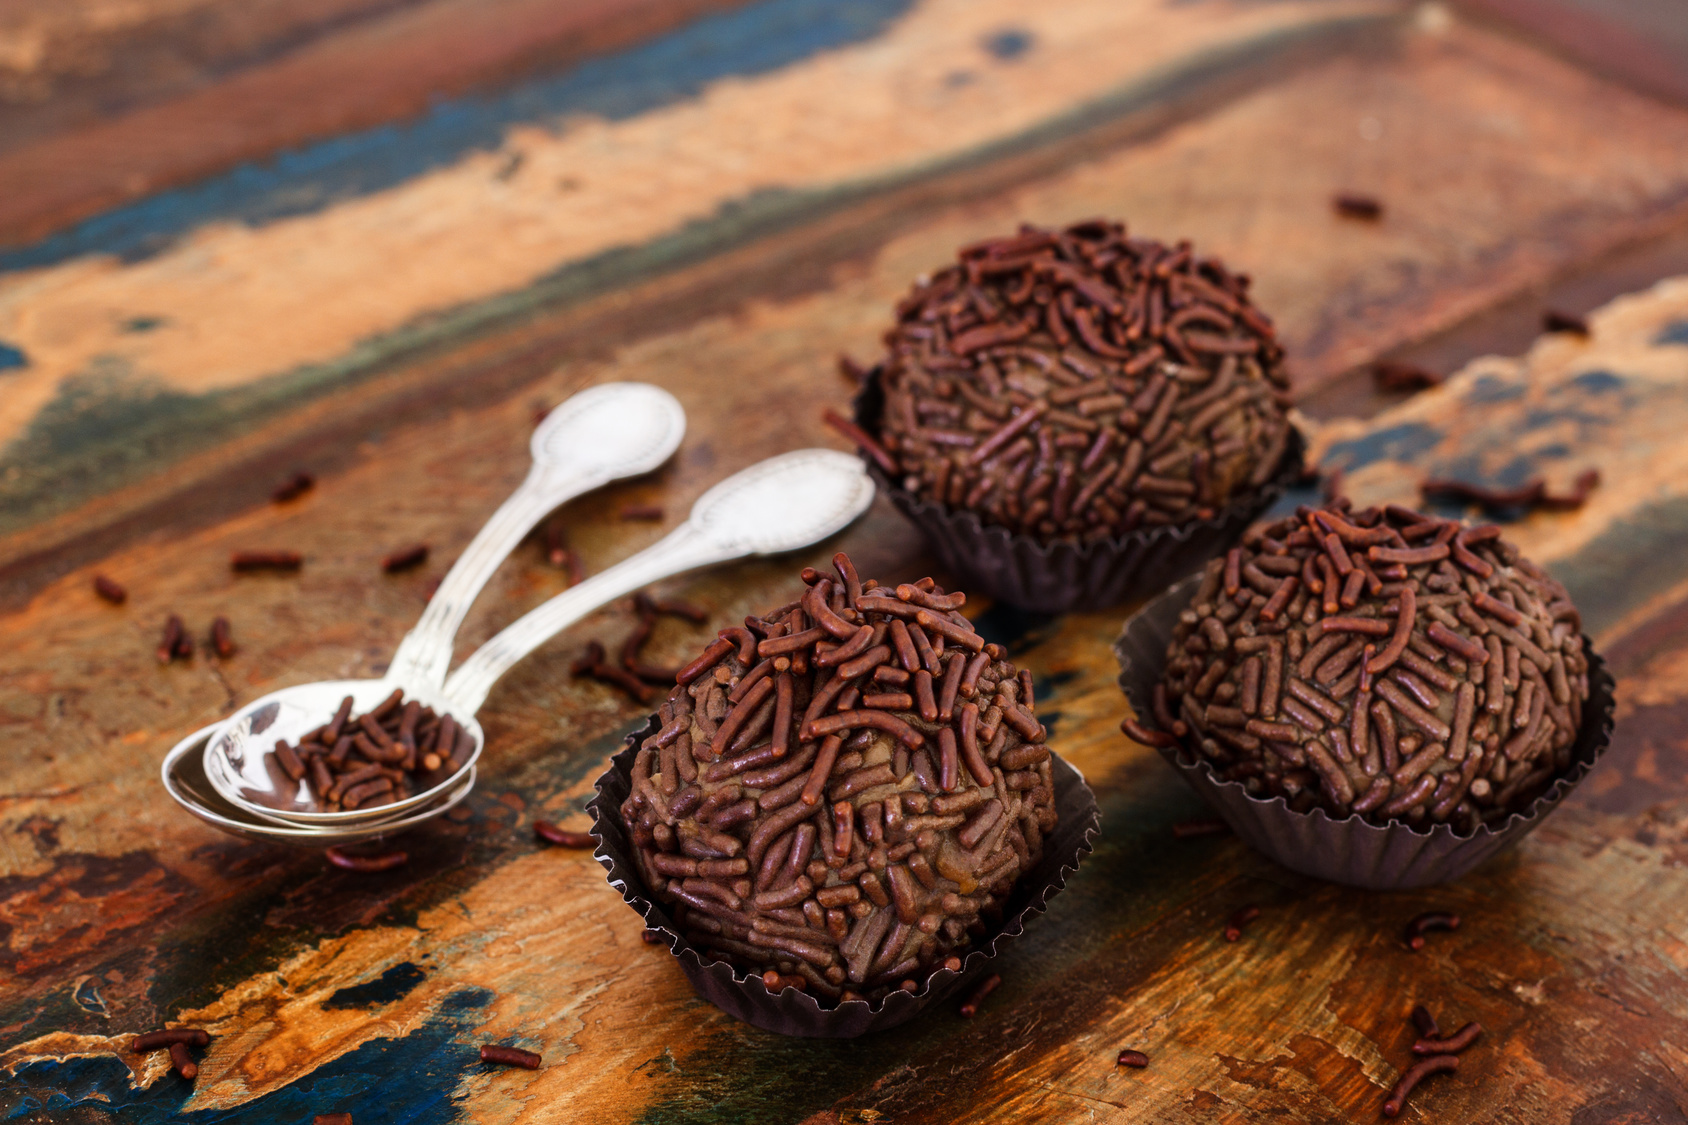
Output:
[620, 553, 1058, 1004]
[1138, 503, 1589, 831]
[870, 219, 1293, 542]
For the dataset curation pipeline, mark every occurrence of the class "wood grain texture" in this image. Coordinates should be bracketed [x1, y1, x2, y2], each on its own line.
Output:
[0, 0, 757, 242]
[4, 3, 1688, 1121]
[3, 276, 1688, 1123]
[11, 6, 1688, 609]
[1453, 0, 1688, 107]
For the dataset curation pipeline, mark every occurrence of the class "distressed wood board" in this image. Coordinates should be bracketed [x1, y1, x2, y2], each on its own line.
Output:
[4, 0, 1688, 1121]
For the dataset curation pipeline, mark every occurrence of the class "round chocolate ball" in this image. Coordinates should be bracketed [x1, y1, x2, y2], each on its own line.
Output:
[619, 553, 1058, 1004]
[1138, 503, 1589, 831]
[870, 219, 1293, 543]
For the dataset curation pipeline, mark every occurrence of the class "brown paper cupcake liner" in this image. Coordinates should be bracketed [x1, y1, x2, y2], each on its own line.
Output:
[1113, 574, 1616, 890]
[587, 713, 1100, 1038]
[851, 372, 1305, 614]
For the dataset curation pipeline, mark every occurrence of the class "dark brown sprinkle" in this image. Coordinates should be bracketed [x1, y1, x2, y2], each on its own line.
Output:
[867, 220, 1290, 542]
[132, 1028, 210, 1052]
[535, 820, 595, 848]
[642, 594, 709, 623]
[573, 640, 656, 703]
[1538, 468, 1602, 511]
[1116, 1049, 1150, 1068]
[168, 1040, 198, 1080]
[157, 614, 192, 664]
[271, 470, 315, 503]
[1383, 1054, 1459, 1117]
[1150, 501, 1588, 830]
[381, 544, 430, 573]
[230, 550, 303, 573]
[1332, 193, 1384, 221]
[480, 1044, 542, 1069]
[572, 594, 713, 699]
[623, 552, 1053, 1006]
[1223, 904, 1260, 942]
[315, 1115, 354, 1125]
[1414, 1020, 1482, 1055]
[823, 407, 898, 475]
[93, 574, 127, 604]
[1542, 309, 1590, 336]
[1372, 361, 1442, 392]
[1405, 911, 1460, 950]
[1121, 716, 1176, 748]
[542, 522, 584, 584]
[1171, 817, 1230, 839]
[1321, 466, 1345, 504]
[958, 973, 1002, 1018]
[325, 846, 408, 872]
[209, 616, 237, 659]
[1421, 469, 1599, 518]
[1410, 1004, 1439, 1039]
[619, 503, 664, 521]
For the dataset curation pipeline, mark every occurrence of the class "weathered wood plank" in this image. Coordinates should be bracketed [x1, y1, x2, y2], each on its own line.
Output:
[11, 7, 1688, 611]
[4, 6, 1688, 1122]
[0, 0, 759, 241]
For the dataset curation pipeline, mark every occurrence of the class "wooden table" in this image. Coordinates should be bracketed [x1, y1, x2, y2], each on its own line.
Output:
[5, 0, 1688, 1120]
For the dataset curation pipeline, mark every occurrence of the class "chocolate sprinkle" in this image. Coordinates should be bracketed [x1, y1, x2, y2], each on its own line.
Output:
[1146, 502, 1589, 830]
[620, 553, 1058, 1005]
[866, 220, 1292, 543]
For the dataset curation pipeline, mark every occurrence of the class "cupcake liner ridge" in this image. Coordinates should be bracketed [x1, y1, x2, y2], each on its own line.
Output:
[1113, 573, 1616, 889]
[588, 713, 1101, 1037]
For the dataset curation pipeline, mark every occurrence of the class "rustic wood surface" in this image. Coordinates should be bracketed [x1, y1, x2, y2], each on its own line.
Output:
[4, 1, 1688, 1120]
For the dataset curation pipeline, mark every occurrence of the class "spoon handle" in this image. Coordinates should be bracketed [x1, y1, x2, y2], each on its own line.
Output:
[442, 522, 741, 714]
[385, 383, 685, 690]
[384, 461, 618, 690]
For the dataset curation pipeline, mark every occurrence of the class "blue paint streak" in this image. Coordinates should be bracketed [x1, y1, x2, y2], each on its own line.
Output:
[323, 962, 428, 1009]
[1320, 420, 1443, 472]
[1654, 320, 1688, 347]
[980, 28, 1035, 59]
[0, 343, 25, 371]
[1567, 369, 1626, 394]
[0, 0, 912, 273]
[1465, 373, 1524, 404]
[0, 987, 493, 1124]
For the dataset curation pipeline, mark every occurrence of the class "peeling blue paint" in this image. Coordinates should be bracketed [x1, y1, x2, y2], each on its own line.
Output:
[981, 28, 1035, 60]
[1320, 421, 1444, 472]
[324, 962, 428, 1010]
[1464, 374, 1524, 405]
[0, 987, 492, 1124]
[0, 0, 914, 273]
[1567, 369, 1626, 394]
[1653, 320, 1688, 347]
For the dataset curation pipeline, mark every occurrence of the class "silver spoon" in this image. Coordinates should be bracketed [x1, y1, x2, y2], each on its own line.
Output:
[195, 382, 686, 824]
[163, 726, 476, 846]
[170, 449, 874, 844]
[442, 448, 875, 714]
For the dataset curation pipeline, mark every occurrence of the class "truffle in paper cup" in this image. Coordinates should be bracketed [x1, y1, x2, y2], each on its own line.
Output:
[1114, 573, 1614, 889]
[852, 373, 1303, 614]
[587, 714, 1099, 1037]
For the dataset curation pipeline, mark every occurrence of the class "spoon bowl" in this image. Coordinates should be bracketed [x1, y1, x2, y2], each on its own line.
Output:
[164, 727, 476, 847]
[201, 679, 484, 826]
